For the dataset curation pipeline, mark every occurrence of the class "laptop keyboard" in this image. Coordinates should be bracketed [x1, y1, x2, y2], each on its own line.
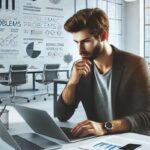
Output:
[61, 127, 94, 141]
[60, 127, 81, 140]
[13, 135, 43, 150]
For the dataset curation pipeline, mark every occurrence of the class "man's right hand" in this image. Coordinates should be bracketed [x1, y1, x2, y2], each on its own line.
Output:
[69, 59, 92, 85]
[62, 59, 91, 105]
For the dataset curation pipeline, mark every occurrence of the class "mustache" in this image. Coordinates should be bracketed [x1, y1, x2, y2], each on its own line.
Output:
[80, 51, 90, 55]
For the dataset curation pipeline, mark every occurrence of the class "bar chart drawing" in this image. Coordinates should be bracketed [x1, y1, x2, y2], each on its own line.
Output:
[0, 0, 18, 11]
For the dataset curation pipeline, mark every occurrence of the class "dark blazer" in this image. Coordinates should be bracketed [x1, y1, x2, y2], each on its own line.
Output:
[56, 45, 150, 132]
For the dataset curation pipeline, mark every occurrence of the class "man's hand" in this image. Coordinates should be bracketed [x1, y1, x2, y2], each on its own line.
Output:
[71, 119, 131, 138]
[62, 59, 91, 105]
[71, 120, 107, 137]
[69, 59, 91, 85]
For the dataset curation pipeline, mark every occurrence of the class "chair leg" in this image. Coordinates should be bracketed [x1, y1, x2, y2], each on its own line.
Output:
[0, 97, 5, 104]
[10, 86, 16, 103]
[33, 84, 52, 101]
[10, 86, 30, 103]
[33, 93, 48, 100]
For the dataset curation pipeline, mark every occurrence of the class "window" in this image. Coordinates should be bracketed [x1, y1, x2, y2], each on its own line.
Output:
[74, 0, 124, 49]
[144, 0, 150, 64]
[97, 0, 124, 49]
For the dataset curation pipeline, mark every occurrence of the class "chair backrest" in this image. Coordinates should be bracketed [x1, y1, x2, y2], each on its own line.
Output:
[9, 65, 28, 85]
[43, 64, 60, 83]
[0, 64, 4, 68]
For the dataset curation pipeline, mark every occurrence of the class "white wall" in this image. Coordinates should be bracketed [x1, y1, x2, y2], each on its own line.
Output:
[1, 0, 144, 92]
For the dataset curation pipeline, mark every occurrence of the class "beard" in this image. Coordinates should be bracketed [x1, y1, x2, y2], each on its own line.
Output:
[80, 40, 102, 61]
[89, 42, 102, 61]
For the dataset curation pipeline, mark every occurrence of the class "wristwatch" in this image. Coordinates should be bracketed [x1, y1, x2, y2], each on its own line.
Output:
[104, 121, 113, 133]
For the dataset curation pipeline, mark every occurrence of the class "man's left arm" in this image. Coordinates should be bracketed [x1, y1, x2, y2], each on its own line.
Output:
[123, 58, 150, 132]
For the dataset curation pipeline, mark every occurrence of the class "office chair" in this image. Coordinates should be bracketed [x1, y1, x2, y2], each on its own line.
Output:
[0, 65, 30, 103]
[0, 64, 4, 68]
[33, 64, 60, 101]
[0, 73, 9, 104]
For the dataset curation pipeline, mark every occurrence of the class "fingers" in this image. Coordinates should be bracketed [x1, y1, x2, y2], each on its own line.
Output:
[71, 124, 93, 137]
[74, 59, 91, 76]
[71, 120, 106, 137]
[79, 129, 94, 137]
[71, 120, 90, 133]
[71, 120, 93, 137]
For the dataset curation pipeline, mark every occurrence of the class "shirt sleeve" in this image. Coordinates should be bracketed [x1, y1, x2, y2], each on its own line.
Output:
[124, 58, 150, 132]
[56, 94, 78, 121]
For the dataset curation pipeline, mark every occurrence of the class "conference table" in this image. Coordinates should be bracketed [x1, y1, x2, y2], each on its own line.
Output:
[0, 68, 69, 91]
[27, 68, 69, 91]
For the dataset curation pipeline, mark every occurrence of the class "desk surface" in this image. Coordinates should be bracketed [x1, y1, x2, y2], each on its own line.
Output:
[8, 119, 150, 150]
[1, 105, 150, 150]
[7, 123, 150, 150]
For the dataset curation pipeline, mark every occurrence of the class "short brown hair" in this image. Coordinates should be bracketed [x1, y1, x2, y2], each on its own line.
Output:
[64, 8, 109, 38]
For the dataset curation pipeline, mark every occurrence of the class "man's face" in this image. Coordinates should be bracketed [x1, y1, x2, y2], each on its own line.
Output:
[73, 29, 102, 61]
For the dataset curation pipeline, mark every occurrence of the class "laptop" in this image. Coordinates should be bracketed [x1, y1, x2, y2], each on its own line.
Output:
[14, 105, 95, 143]
[0, 120, 61, 150]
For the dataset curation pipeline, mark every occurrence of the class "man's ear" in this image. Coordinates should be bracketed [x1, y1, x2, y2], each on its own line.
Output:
[100, 31, 108, 41]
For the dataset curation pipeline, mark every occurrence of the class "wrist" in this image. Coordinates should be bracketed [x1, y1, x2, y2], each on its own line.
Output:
[103, 119, 131, 134]
[103, 121, 113, 134]
[68, 80, 78, 86]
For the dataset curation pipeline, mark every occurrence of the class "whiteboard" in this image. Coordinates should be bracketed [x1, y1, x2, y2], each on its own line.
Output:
[0, 0, 74, 69]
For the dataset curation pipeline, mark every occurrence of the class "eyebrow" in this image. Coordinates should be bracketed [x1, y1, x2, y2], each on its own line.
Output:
[73, 37, 92, 43]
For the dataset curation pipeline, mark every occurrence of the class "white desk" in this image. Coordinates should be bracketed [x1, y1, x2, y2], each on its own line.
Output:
[1, 105, 150, 150]
[8, 120, 150, 150]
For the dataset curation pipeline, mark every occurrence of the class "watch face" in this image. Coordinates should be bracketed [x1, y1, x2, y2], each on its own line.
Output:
[105, 122, 112, 129]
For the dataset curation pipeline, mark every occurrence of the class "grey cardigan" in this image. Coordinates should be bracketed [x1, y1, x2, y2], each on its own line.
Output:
[56, 45, 150, 132]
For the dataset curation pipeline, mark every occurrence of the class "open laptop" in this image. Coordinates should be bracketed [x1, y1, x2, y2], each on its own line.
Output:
[14, 105, 95, 143]
[0, 120, 61, 150]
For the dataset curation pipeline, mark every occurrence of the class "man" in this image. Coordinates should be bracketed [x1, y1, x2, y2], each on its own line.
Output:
[56, 8, 150, 137]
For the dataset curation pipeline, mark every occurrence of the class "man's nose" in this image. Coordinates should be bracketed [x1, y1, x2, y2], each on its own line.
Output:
[78, 42, 84, 51]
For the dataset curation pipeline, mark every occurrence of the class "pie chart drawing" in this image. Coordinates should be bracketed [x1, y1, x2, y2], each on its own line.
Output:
[26, 42, 41, 58]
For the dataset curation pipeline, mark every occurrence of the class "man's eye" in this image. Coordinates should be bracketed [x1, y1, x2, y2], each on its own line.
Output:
[84, 40, 91, 43]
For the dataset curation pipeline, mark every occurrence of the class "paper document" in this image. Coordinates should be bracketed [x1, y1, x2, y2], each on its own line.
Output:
[79, 135, 150, 150]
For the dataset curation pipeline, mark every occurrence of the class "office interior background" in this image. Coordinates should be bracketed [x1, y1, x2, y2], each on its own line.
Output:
[0, 0, 149, 110]
[0, 1, 150, 149]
